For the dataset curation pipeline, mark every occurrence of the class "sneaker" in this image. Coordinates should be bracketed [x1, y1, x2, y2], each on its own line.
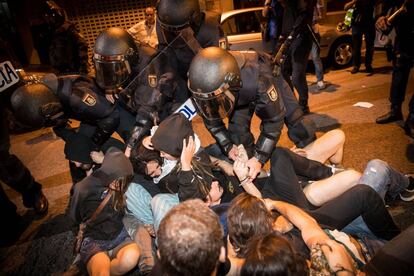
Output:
[400, 188, 414, 201]
[317, 80, 326, 90]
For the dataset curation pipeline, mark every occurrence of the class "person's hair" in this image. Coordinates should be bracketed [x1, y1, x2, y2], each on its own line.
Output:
[157, 199, 224, 276]
[130, 143, 163, 176]
[173, 155, 215, 201]
[241, 233, 309, 276]
[227, 193, 273, 258]
[111, 175, 133, 212]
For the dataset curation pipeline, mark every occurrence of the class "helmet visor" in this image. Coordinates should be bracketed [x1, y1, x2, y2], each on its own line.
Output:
[191, 89, 235, 120]
[93, 59, 131, 91]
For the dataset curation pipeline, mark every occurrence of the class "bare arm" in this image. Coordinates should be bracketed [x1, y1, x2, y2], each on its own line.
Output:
[263, 199, 325, 245]
[209, 155, 235, 176]
[263, 199, 356, 273]
[240, 178, 263, 199]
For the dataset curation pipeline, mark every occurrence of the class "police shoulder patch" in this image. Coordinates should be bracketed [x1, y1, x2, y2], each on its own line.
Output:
[82, 93, 96, 106]
[267, 85, 278, 102]
[148, 74, 158, 88]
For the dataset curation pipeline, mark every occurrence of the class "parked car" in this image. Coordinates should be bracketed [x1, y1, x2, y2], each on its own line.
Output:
[220, 7, 354, 68]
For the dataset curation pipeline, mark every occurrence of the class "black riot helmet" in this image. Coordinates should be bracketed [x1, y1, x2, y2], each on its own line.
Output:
[10, 83, 64, 128]
[93, 27, 139, 91]
[188, 47, 242, 121]
[44, 1, 66, 28]
[157, 0, 201, 32]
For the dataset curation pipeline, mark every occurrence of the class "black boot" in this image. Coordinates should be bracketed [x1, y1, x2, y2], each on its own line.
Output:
[376, 105, 403, 124]
[299, 100, 310, 115]
[404, 113, 414, 138]
[23, 187, 49, 217]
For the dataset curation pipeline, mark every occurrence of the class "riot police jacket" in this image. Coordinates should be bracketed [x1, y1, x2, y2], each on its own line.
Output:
[204, 51, 285, 164]
[54, 75, 120, 148]
[119, 45, 187, 148]
[157, 11, 226, 79]
[55, 75, 117, 122]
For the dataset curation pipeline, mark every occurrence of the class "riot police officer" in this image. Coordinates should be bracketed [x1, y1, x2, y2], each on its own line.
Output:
[156, 0, 227, 80]
[92, 27, 187, 154]
[11, 74, 121, 149]
[11, 77, 128, 190]
[32, 1, 89, 74]
[188, 47, 316, 180]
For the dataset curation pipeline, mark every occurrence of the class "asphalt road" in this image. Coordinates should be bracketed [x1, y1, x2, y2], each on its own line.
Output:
[1, 51, 413, 274]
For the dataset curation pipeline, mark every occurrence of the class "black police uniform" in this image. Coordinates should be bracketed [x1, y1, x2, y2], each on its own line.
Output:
[280, 0, 316, 111]
[376, 0, 414, 131]
[0, 97, 45, 219]
[203, 51, 286, 165]
[49, 75, 122, 145]
[156, 11, 226, 80]
[118, 45, 188, 149]
[0, 72, 48, 245]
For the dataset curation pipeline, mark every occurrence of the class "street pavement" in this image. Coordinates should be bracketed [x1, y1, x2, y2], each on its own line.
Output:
[1, 51, 413, 274]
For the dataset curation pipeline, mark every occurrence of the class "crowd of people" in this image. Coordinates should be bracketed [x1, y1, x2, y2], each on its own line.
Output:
[1, 0, 414, 275]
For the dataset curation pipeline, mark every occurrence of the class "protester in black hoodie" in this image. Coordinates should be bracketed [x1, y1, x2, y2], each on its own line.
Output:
[69, 147, 140, 275]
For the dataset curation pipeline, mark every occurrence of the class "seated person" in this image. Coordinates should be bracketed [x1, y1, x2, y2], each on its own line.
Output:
[241, 232, 308, 276]
[68, 147, 140, 275]
[123, 145, 164, 274]
[151, 199, 227, 276]
[124, 113, 219, 272]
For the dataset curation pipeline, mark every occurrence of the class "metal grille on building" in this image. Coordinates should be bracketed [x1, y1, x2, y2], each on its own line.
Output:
[57, 0, 153, 61]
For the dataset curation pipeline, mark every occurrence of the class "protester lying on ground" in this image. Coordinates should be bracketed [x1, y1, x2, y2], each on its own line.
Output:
[239, 194, 414, 275]
[227, 193, 400, 273]
[68, 147, 140, 275]
[147, 119, 357, 233]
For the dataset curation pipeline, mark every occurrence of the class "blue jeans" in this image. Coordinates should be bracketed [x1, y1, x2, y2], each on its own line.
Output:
[151, 193, 179, 232]
[342, 159, 408, 240]
[126, 183, 154, 225]
[311, 42, 324, 82]
[359, 159, 408, 201]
